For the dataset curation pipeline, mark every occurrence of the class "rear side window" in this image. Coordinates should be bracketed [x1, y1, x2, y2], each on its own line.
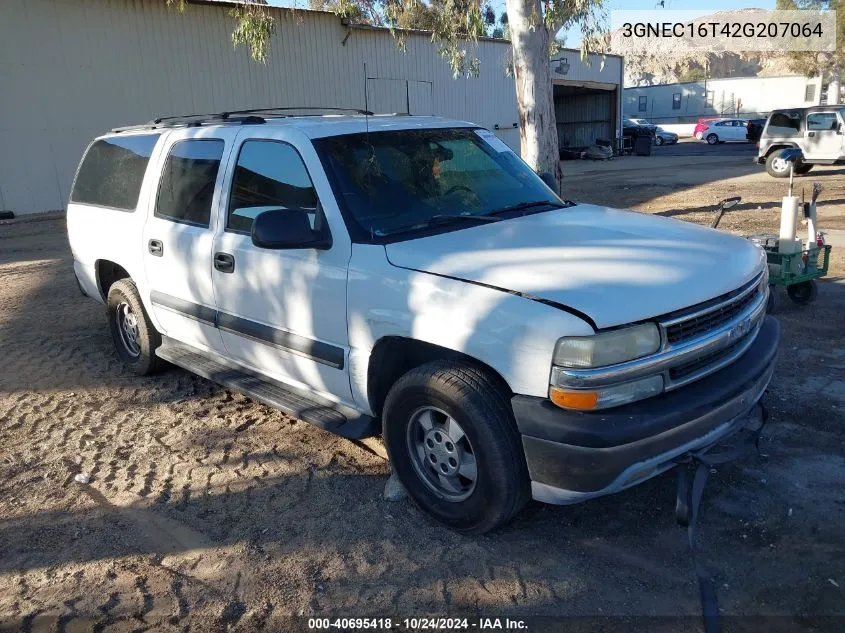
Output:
[155, 139, 224, 227]
[227, 140, 318, 234]
[766, 112, 802, 137]
[71, 134, 160, 210]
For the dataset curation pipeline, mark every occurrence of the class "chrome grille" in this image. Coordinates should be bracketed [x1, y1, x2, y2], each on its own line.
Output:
[664, 276, 763, 346]
[669, 332, 751, 381]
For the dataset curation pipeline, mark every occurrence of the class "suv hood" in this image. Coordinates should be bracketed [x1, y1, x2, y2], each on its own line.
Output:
[384, 204, 764, 329]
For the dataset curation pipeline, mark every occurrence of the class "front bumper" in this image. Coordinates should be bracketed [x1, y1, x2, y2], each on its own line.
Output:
[513, 316, 779, 505]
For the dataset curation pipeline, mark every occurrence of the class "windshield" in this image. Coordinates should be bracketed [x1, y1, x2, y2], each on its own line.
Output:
[313, 128, 564, 242]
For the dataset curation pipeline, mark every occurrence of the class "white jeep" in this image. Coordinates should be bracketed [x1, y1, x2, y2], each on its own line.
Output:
[67, 110, 779, 533]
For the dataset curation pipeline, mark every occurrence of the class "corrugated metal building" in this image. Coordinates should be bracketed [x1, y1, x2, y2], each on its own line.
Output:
[0, 0, 622, 215]
[623, 75, 824, 124]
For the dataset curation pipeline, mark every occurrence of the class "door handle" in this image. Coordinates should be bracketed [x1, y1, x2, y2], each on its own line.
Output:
[214, 252, 235, 273]
[808, 131, 816, 137]
[148, 239, 163, 257]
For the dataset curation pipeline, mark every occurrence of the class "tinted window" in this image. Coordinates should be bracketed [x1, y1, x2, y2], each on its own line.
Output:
[807, 112, 839, 131]
[638, 96, 647, 112]
[227, 141, 318, 234]
[672, 93, 681, 110]
[767, 112, 802, 137]
[155, 140, 224, 226]
[71, 134, 160, 210]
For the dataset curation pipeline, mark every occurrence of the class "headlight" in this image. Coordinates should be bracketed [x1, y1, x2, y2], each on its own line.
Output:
[552, 323, 661, 369]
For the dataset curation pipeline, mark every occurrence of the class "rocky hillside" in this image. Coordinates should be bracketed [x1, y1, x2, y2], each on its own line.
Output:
[612, 9, 800, 86]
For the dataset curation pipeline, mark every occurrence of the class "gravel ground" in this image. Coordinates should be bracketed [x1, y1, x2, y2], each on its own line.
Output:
[1, 172, 844, 631]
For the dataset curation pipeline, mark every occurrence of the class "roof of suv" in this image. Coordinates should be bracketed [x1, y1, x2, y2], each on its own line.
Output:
[769, 105, 844, 116]
[110, 114, 479, 139]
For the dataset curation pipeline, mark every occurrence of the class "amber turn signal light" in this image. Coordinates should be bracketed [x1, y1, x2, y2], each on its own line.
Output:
[549, 386, 599, 411]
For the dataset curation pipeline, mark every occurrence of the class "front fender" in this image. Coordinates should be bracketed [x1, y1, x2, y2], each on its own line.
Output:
[346, 245, 594, 411]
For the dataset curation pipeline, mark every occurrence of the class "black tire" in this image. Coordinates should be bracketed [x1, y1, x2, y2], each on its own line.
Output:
[765, 149, 793, 178]
[655, 136, 664, 146]
[706, 133, 719, 145]
[787, 280, 818, 305]
[766, 285, 777, 314]
[794, 162, 814, 175]
[382, 361, 530, 534]
[106, 278, 163, 375]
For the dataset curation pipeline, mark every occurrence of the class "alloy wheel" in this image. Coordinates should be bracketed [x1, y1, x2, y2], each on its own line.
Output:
[406, 406, 478, 502]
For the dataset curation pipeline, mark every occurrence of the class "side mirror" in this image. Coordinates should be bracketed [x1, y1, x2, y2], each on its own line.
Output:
[251, 208, 331, 250]
[721, 196, 741, 210]
[540, 172, 557, 191]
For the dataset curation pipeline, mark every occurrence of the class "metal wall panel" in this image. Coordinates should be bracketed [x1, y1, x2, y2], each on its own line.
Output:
[554, 90, 615, 148]
[623, 76, 825, 123]
[0, 0, 521, 214]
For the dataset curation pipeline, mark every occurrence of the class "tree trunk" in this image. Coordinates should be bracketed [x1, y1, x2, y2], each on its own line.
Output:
[828, 67, 841, 105]
[505, 0, 562, 191]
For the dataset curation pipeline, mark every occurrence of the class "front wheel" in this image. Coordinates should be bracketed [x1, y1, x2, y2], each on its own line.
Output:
[107, 279, 163, 375]
[787, 280, 818, 305]
[382, 362, 530, 534]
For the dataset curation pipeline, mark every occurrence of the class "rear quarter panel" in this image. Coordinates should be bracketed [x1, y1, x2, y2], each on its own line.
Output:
[66, 133, 167, 302]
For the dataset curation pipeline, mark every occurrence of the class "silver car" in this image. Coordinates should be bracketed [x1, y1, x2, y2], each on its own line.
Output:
[655, 127, 679, 146]
[756, 106, 845, 178]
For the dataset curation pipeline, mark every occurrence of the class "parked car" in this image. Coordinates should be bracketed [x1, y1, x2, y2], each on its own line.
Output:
[756, 106, 845, 177]
[699, 119, 750, 144]
[67, 111, 778, 534]
[745, 118, 767, 144]
[654, 127, 679, 146]
[694, 117, 723, 140]
[623, 117, 656, 137]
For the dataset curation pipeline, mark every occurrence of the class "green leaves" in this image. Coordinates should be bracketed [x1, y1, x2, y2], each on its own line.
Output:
[229, 5, 276, 63]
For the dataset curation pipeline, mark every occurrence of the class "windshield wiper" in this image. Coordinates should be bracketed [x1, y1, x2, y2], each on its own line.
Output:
[424, 214, 502, 226]
[488, 200, 574, 216]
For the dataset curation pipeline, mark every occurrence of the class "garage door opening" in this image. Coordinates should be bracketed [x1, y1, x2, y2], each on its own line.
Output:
[554, 83, 619, 153]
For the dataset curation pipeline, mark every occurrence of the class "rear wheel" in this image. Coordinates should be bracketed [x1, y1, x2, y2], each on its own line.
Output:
[655, 136, 664, 146]
[107, 279, 163, 375]
[706, 133, 719, 145]
[765, 150, 792, 178]
[787, 280, 818, 305]
[382, 361, 530, 534]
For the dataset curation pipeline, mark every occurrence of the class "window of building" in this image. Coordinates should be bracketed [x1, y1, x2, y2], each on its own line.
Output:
[638, 96, 647, 112]
[672, 93, 682, 110]
[705, 91, 714, 107]
[807, 112, 839, 131]
[227, 140, 318, 234]
[155, 139, 224, 227]
[70, 134, 160, 210]
[805, 84, 817, 102]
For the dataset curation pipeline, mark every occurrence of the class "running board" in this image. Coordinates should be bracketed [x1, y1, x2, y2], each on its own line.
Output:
[156, 338, 378, 439]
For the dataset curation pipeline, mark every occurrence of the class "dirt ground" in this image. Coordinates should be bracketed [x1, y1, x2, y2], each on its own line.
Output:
[1, 156, 844, 631]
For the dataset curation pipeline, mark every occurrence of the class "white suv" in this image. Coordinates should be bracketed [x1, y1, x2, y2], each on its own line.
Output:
[67, 110, 779, 533]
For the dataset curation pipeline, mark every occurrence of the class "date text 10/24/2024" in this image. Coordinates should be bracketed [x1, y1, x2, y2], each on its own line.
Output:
[308, 618, 528, 630]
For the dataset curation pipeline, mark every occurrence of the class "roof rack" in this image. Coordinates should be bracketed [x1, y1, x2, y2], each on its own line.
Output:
[110, 106, 374, 133]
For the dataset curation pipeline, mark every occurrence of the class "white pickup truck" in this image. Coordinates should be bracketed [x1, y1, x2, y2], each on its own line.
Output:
[67, 111, 779, 533]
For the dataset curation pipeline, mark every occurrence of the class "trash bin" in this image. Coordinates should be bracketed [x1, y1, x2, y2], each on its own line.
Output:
[634, 134, 652, 156]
